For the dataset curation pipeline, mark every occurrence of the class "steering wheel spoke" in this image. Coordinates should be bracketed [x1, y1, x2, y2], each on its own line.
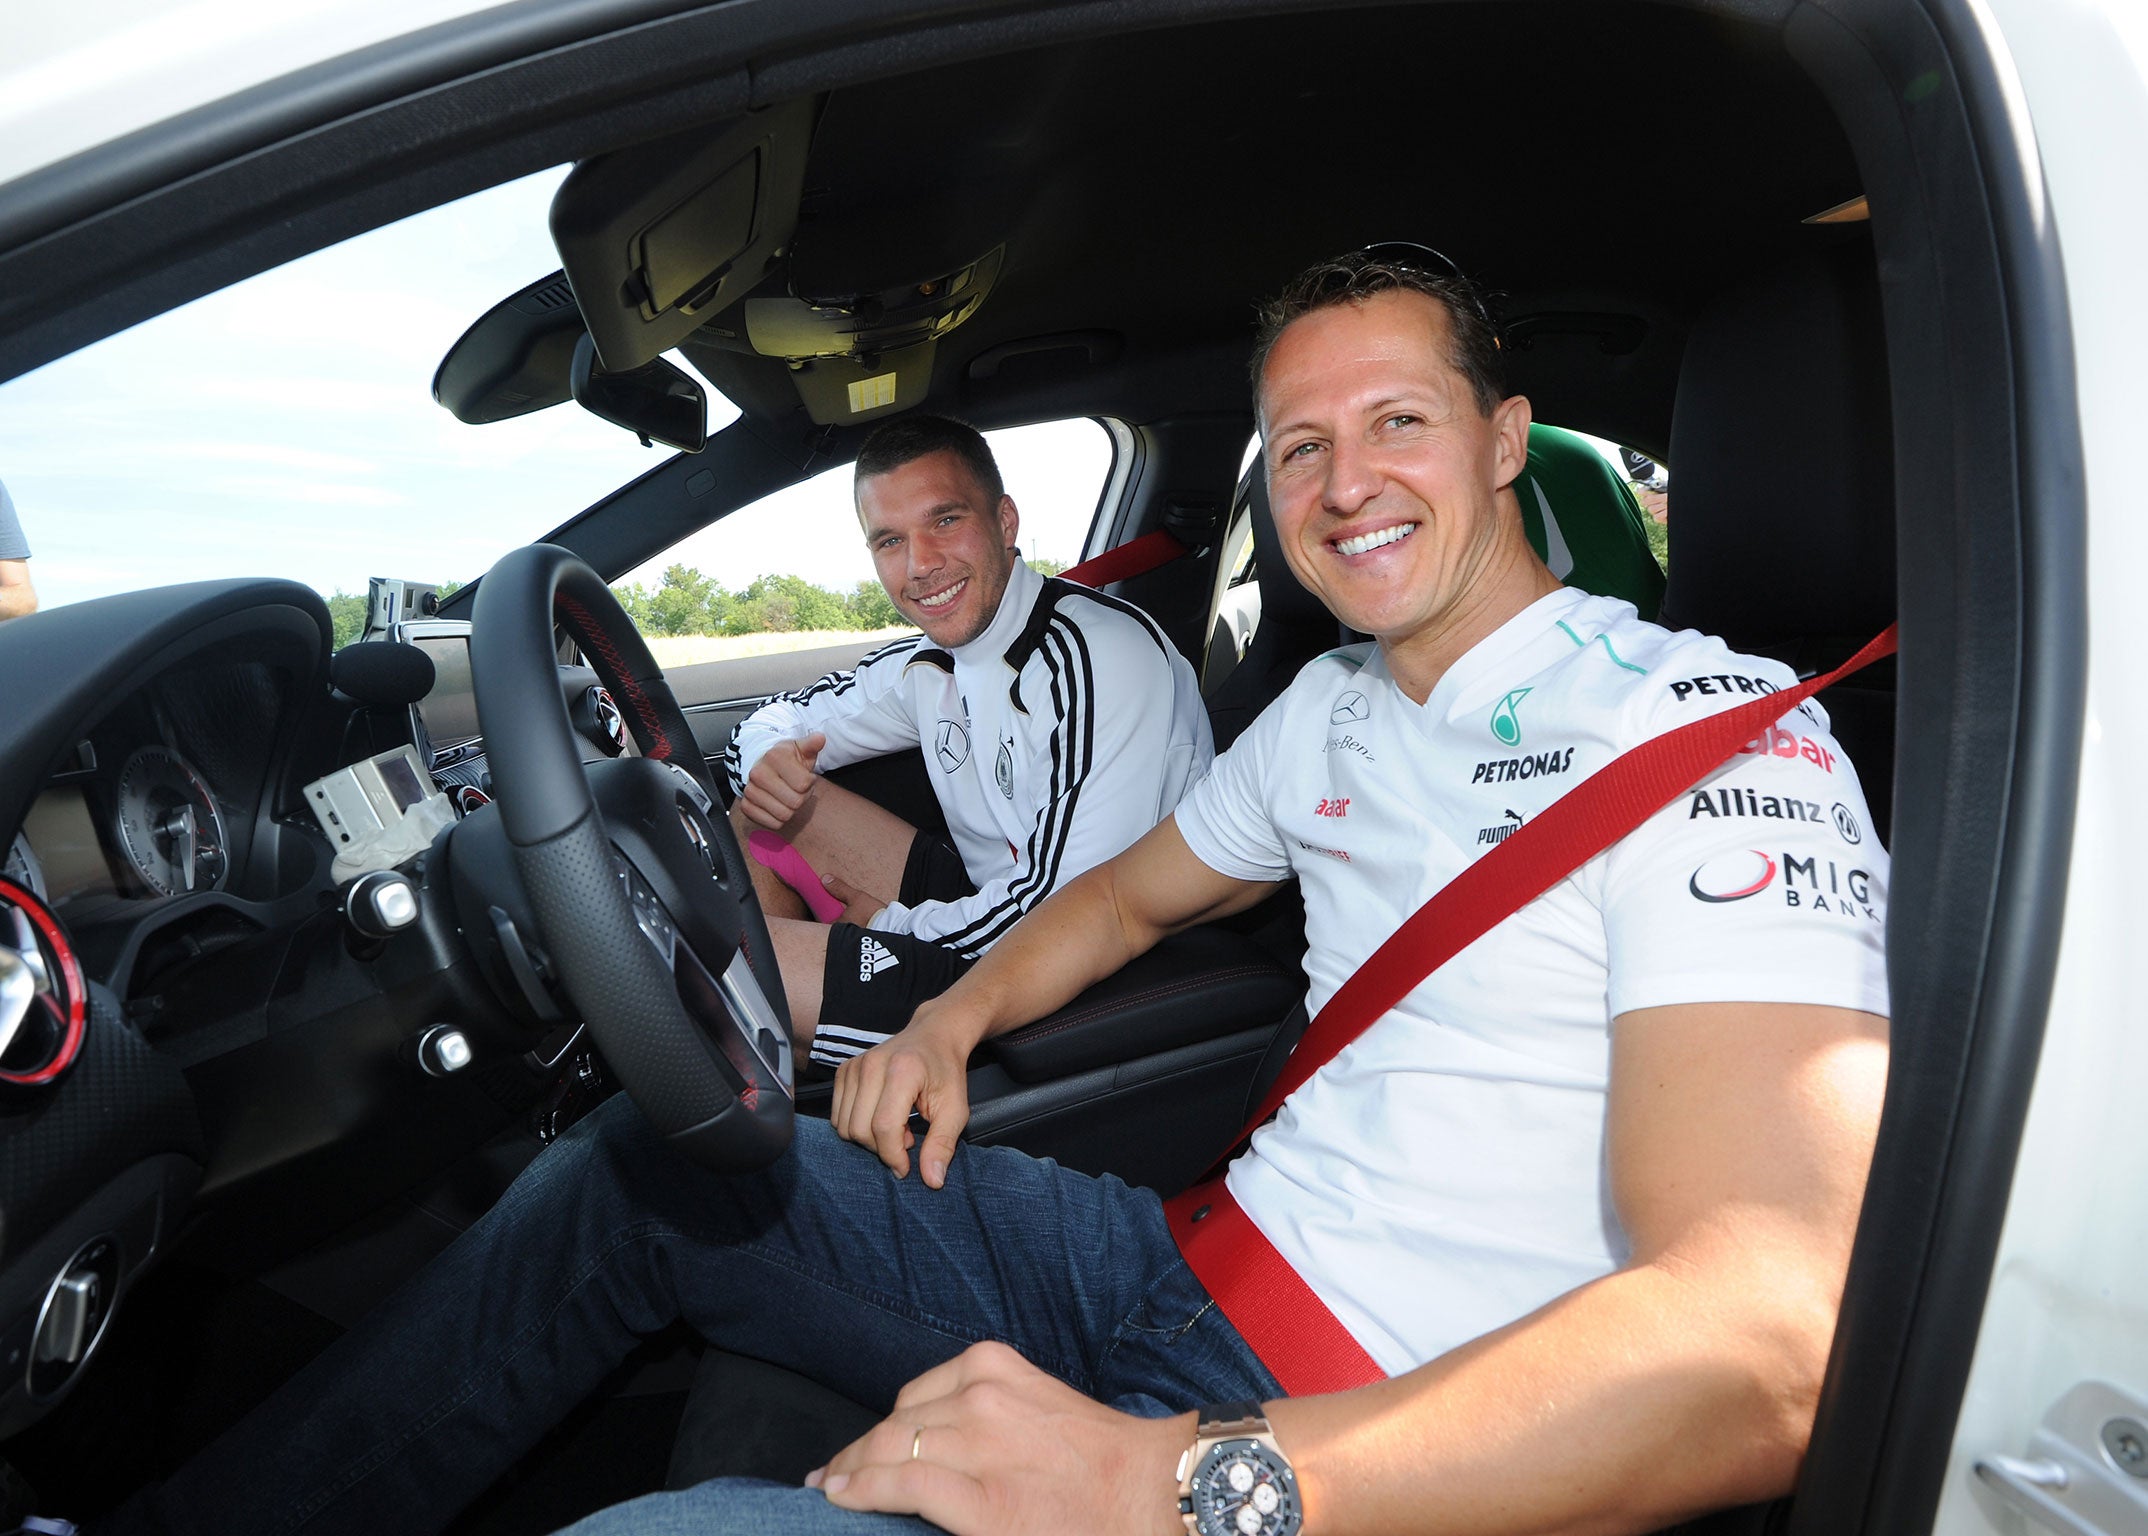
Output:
[611, 845, 794, 1105]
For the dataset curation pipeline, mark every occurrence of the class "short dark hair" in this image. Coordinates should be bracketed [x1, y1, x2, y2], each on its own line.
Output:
[854, 414, 1005, 503]
[1250, 251, 1505, 415]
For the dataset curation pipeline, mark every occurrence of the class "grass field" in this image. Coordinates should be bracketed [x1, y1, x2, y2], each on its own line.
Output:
[642, 627, 915, 667]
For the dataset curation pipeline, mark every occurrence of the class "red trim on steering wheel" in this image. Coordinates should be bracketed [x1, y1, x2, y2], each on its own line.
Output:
[554, 591, 674, 761]
[0, 876, 88, 1088]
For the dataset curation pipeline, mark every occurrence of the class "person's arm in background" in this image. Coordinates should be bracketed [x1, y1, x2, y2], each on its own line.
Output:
[0, 560, 36, 619]
[0, 481, 35, 619]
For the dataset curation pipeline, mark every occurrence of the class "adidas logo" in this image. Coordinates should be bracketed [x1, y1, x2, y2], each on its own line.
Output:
[858, 937, 900, 982]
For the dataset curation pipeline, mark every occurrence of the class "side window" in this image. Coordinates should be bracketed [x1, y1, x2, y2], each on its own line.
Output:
[1201, 434, 1267, 692]
[1618, 447, 1670, 571]
[612, 419, 1115, 673]
[1513, 427, 1668, 602]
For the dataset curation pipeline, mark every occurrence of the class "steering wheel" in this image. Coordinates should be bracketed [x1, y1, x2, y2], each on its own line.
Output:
[467, 543, 794, 1170]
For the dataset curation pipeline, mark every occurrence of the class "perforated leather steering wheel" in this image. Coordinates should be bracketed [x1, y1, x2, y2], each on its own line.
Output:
[468, 543, 794, 1170]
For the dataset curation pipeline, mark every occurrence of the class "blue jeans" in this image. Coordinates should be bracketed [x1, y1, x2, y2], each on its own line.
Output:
[112, 1094, 1277, 1536]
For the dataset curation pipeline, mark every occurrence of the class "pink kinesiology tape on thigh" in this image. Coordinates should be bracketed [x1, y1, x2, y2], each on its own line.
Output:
[746, 830, 847, 924]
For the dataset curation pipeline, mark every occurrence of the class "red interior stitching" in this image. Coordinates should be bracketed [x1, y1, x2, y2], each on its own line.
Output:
[556, 590, 673, 761]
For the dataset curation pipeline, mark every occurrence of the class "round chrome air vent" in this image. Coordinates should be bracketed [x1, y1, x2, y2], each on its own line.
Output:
[0, 877, 87, 1090]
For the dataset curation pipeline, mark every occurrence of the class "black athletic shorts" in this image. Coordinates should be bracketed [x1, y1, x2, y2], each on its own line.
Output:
[811, 831, 977, 1069]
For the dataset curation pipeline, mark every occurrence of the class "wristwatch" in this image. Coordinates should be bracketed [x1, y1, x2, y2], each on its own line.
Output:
[1176, 1401, 1303, 1536]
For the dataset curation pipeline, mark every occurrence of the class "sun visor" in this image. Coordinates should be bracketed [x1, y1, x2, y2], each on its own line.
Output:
[551, 98, 817, 372]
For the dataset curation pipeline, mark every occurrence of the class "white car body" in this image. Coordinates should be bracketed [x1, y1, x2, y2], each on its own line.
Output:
[2, 2, 2145, 1532]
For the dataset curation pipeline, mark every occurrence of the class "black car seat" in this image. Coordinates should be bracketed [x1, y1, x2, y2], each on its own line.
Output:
[1660, 240, 1896, 842]
[1203, 463, 1350, 750]
[1636, 243, 1895, 1536]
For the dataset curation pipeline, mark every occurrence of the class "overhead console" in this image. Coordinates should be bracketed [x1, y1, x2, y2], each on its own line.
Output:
[738, 245, 1002, 424]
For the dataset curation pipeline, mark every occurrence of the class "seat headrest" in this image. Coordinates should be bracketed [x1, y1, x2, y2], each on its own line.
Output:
[1242, 464, 1336, 632]
[1661, 245, 1895, 653]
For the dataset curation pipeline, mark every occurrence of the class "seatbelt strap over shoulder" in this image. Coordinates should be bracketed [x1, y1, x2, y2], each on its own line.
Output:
[1166, 624, 1899, 1397]
[1059, 530, 1187, 588]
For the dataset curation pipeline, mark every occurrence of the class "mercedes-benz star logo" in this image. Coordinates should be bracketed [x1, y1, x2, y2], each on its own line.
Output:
[1330, 691, 1369, 724]
[590, 687, 627, 753]
[935, 720, 970, 772]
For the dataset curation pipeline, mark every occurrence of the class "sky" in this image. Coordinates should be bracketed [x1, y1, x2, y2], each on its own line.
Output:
[0, 168, 1110, 615]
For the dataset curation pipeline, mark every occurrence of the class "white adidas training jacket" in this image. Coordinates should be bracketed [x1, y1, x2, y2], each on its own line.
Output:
[724, 560, 1212, 957]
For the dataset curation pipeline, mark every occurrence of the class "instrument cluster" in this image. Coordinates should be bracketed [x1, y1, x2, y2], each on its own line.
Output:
[5, 658, 294, 914]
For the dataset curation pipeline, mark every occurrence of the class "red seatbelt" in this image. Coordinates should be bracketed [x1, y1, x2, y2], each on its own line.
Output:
[1059, 530, 1187, 588]
[1166, 624, 1900, 1395]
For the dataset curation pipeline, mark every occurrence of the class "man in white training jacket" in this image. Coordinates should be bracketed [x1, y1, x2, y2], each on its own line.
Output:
[724, 414, 1211, 1065]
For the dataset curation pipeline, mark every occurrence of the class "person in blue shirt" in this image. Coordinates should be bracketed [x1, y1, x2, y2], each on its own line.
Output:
[0, 479, 38, 619]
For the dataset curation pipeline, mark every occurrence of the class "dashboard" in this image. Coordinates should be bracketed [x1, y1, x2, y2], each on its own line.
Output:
[0, 577, 657, 1445]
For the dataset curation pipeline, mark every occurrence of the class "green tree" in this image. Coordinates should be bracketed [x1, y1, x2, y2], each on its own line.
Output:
[647, 563, 720, 635]
[1027, 557, 1068, 578]
[846, 579, 903, 629]
[734, 573, 853, 633]
[325, 590, 367, 649]
[610, 581, 657, 630]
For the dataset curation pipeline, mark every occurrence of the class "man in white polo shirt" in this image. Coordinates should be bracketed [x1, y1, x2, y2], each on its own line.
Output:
[109, 253, 1886, 1536]
[809, 250, 1889, 1530]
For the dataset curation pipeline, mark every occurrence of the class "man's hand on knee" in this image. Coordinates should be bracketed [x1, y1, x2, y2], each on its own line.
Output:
[740, 732, 827, 830]
[809, 1341, 1187, 1536]
[832, 1006, 975, 1187]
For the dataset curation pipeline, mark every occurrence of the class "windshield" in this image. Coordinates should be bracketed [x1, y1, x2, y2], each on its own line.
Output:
[0, 168, 678, 617]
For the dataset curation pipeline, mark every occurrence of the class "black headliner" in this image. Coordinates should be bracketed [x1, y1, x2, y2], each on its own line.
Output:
[0, 2, 1860, 457]
[679, 2, 1861, 449]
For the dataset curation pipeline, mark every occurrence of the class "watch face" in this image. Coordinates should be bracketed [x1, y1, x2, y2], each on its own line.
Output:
[1188, 1439, 1301, 1536]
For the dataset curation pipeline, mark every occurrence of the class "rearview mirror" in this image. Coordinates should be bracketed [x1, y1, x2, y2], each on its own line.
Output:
[569, 333, 707, 452]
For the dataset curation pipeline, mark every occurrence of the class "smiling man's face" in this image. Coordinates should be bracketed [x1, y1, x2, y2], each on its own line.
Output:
[1259, 288, 1539, 686]
[857, 448, 1021, 649]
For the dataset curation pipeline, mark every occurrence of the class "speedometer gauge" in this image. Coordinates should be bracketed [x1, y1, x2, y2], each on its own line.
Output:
[114, 747, 228, 896]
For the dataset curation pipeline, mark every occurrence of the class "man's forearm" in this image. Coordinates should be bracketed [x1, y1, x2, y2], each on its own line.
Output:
[1256, 1005, 1888, 1536]
[913, 864, 1148, 1051]
[1265, 1245, 1832, 1536]
[0, 577, 35, 619]
[911, 820, 1268, 1053]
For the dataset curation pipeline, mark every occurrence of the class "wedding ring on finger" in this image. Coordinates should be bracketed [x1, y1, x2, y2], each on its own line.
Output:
[911, 1426, 925, 1462]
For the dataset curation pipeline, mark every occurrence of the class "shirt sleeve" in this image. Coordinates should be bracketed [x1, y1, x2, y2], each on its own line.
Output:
[871, 617, 1213, 954]
[1599, 680, 1891, 1021]
[1172, 684, 1295, 883]
[723, 637, 927, 798]
[0, 482, 29, 561]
